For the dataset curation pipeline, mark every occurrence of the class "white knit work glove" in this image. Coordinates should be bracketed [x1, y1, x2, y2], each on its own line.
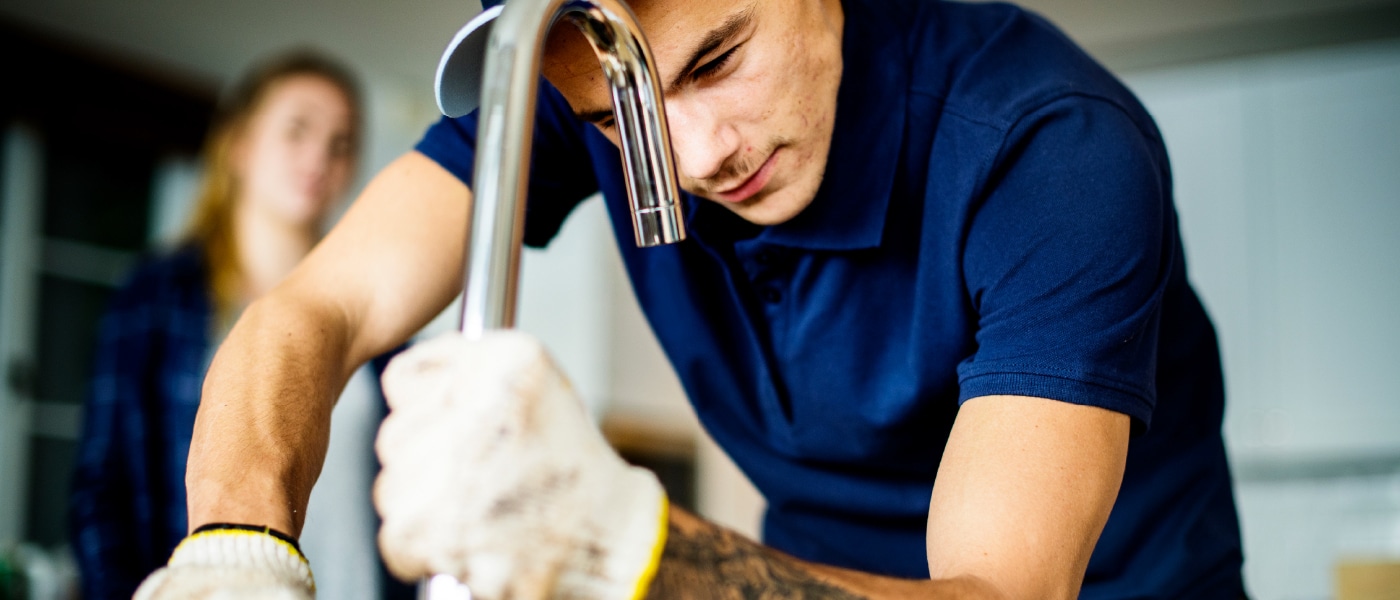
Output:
[374, 331, 668, 600]
[132, 525, 315, 599]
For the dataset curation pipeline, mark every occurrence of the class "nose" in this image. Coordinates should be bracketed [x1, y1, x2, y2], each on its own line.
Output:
[666, 99, 740, 182]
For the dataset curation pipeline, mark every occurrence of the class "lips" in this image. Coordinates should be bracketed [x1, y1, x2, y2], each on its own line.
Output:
[713, 149, 780, 204]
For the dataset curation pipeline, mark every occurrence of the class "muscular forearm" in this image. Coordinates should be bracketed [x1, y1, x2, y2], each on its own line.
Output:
[649, 508, 1003, 599]
[185, 153, 474, 539]
[185, 292, 357, 537]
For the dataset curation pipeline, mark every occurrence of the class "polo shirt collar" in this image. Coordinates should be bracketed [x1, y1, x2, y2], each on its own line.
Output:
[688, 0, 909, 251]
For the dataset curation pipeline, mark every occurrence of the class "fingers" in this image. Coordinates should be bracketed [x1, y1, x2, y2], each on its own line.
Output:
[380, 333, 462, 412]
[381, 330, 555, 411]
[372, 329, 606, 600]
[376, 521, 427, 582]
[509, 557, 566, 600]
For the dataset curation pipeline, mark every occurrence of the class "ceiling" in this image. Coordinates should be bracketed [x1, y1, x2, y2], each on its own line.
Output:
[0, 0, 484, 96]
[1, 0, 1397, 96]
[1012, 0, 1395, 47]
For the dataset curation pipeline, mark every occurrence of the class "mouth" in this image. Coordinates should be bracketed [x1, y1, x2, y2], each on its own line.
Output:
[713, 149, 780, 204]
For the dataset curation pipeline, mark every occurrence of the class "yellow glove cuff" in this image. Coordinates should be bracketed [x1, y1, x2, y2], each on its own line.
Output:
[170, 524, 315, 593]
[629, 495, 670, 600]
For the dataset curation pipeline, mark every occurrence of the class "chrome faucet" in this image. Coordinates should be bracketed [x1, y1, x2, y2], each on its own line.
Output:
[422, 0, 685, 597]
[435, 0, 686, 340]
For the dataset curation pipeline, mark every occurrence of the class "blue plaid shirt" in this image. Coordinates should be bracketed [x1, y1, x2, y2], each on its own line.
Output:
[69, 245, 403, 599]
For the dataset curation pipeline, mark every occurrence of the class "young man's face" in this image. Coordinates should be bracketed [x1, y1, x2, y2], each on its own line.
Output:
[542, 0, 845, 226]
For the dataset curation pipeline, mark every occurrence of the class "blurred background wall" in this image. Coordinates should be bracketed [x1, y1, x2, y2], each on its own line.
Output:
[0, 0, 1397, 598]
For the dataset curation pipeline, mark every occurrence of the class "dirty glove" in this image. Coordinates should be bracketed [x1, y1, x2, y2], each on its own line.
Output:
[133, 524, 315, 599]
[375, 331, 668, 600]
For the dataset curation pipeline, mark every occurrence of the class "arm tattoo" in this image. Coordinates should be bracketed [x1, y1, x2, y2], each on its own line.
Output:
[645, 515, 868, 599]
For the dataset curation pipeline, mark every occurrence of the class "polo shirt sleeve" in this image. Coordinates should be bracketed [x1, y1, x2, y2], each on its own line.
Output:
[414, 80, 600, 248]
[956, 96, 1173, 429]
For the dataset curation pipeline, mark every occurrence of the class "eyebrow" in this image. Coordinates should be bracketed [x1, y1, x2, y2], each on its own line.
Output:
[573, 5, 755, 123]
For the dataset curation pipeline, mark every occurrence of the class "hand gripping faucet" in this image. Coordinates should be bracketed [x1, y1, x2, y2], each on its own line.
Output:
[422, 0, 685, 597]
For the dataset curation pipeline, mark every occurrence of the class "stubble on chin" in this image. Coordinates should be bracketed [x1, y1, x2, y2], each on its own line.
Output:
[684, 137, 794, 199]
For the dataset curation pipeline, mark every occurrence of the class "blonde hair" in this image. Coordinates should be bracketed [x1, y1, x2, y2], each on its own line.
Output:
[182, 49, 362, 317]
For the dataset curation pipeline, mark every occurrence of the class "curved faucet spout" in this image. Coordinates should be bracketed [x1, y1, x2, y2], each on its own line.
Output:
[442, 0, 686, 340]
[562, 1, 686, 248]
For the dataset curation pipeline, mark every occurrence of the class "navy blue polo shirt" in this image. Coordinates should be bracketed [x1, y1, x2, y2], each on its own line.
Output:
[416, 0, 1245, 596]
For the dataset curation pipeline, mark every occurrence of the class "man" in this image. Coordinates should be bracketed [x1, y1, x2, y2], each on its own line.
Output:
[135, 0, 1246, 597]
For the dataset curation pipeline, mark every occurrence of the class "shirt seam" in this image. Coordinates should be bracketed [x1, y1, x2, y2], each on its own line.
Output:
[958, 368, 1154, 408]
[908, 87, 1162, 149]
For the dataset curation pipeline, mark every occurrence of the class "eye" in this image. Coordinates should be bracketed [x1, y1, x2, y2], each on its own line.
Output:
[286, 119, 308, 141]
[693, 45, 741, 81]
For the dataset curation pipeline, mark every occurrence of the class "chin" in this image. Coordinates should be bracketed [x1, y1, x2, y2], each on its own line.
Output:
[729, 181, 818, 226]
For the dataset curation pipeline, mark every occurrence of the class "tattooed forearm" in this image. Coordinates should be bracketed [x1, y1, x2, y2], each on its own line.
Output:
[645, 509, 868, 599]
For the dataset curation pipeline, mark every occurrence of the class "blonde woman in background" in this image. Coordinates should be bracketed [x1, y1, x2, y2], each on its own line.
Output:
[69, 50, 408, 600]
